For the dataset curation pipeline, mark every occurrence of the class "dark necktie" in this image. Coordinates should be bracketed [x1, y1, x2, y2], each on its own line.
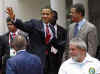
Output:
[74, 24, 79, 37]
[45, 25, 51, 44]
[9, 33, 16, 45]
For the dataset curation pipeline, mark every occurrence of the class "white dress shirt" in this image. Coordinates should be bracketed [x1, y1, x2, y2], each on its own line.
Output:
[43, 23, 53, 41]
[58, 53, 100, 74]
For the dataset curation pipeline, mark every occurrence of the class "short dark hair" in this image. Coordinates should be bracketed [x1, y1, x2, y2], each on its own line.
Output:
[41, 6, 53, 12]
[52, 10, 58, 20]
[71, 3, 85, 17]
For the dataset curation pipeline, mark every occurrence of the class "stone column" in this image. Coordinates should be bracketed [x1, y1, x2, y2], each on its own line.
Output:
[50, 0, 67, 29]
[73, 0, 88, 19]
[0, 0, 7, 34]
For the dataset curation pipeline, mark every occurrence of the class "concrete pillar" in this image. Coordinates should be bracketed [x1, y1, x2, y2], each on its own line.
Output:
[73, 0, 88, 19]
[50, 0, 67, 29]
[0, 0, 7, 34]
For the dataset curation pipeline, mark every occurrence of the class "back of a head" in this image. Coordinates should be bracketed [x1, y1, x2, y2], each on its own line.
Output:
[70, 37, 87, 51]
[11, 35, 27, 51]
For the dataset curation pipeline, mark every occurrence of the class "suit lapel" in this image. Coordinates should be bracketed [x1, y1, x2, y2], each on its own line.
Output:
[39, 21, 45, 43]
[6, 32, 10, 45]
[40, 21, 45, 32]
[69, 23, 76, 38]
[49, 24, 55, 37]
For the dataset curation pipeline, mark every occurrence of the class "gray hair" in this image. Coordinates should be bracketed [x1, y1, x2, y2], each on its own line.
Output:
[69, 37, 87, 51]
[11, 35, 27, 50]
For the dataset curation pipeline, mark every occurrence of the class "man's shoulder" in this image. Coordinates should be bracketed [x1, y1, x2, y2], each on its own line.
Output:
[69, 23, 76, 28]
[57, 25, 67, 32]
[21, 51, 41, 65]
[2, 32, 9, 36]
[27, 52, 41, 61]
[62, 58, 72, 66]
[86, 21, 96, 29]
[87, 54, 100, 64]
[8, 51, 40, 63]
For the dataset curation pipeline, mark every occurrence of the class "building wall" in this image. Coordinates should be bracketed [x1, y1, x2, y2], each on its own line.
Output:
[1, 0, 50, 33]
[88, 0, 100, 43]
[0, 0, 6, 34]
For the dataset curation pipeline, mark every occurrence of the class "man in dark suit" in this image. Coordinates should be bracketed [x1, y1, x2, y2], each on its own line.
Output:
[1, 17, 27, 74]
[6, 7, 56, 70]
[6, 35, 43, 74]
[46, 10, 67, 74]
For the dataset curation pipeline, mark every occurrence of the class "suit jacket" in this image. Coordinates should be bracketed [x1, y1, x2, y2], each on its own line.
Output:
[0, 35, 9, 71]
[6, 50, 43, 74]
[13, 19, 55, 67]
[1, 30, 28, 59]
[51, 25, 67, 58]
[47, 25, 67, 74]
[1, 33, 9, 65]
[63, 20, 98, 61]
[0, 30, 28, 74]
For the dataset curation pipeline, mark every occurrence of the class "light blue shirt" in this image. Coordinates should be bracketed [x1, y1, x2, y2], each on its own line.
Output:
[77, 18, 86, 30]
[16, 49, 26, 54]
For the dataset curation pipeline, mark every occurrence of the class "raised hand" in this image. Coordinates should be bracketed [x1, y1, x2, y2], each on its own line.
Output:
[6, 7, 15, 20]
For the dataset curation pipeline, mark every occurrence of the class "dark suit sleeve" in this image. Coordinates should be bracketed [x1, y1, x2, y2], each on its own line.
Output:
[6, 59, 15, 74]
[13, 19, 39, 33]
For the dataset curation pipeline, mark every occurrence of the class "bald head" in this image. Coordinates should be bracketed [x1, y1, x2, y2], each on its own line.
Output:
[11, 35, 27, 51]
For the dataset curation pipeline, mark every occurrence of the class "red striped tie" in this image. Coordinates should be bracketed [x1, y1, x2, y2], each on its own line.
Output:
[45, 25, 51, 44]
[12, 33, 16, 39]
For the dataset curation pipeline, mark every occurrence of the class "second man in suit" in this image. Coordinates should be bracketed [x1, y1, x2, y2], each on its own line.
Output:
[46, 10, 67, 74]
[63, 3, 98, 61]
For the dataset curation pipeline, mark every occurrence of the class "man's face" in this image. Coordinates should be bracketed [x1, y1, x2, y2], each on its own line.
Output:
[41, 8, 52, 24]
[7, 21, 17, 32]
[49, 12, 56, 25]
[70, 8, 81, 22]
[69, 44, 82, 61]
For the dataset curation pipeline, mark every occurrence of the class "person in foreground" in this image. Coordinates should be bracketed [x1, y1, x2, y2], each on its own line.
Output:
[58, 37, 100, 74]
[6, 35, 43, 74]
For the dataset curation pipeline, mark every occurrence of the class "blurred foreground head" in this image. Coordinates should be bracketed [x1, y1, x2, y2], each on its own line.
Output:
[11, 35, 27, 51]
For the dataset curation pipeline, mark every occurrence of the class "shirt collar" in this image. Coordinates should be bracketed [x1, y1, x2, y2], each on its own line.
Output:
[16, 49, 26, 54]
[10, 29, 19, 35]
[43, 22, 50, 26]
[77, 18, 86, 30]
[54, 24, 57, 30]
[69, 53, 93, 64]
